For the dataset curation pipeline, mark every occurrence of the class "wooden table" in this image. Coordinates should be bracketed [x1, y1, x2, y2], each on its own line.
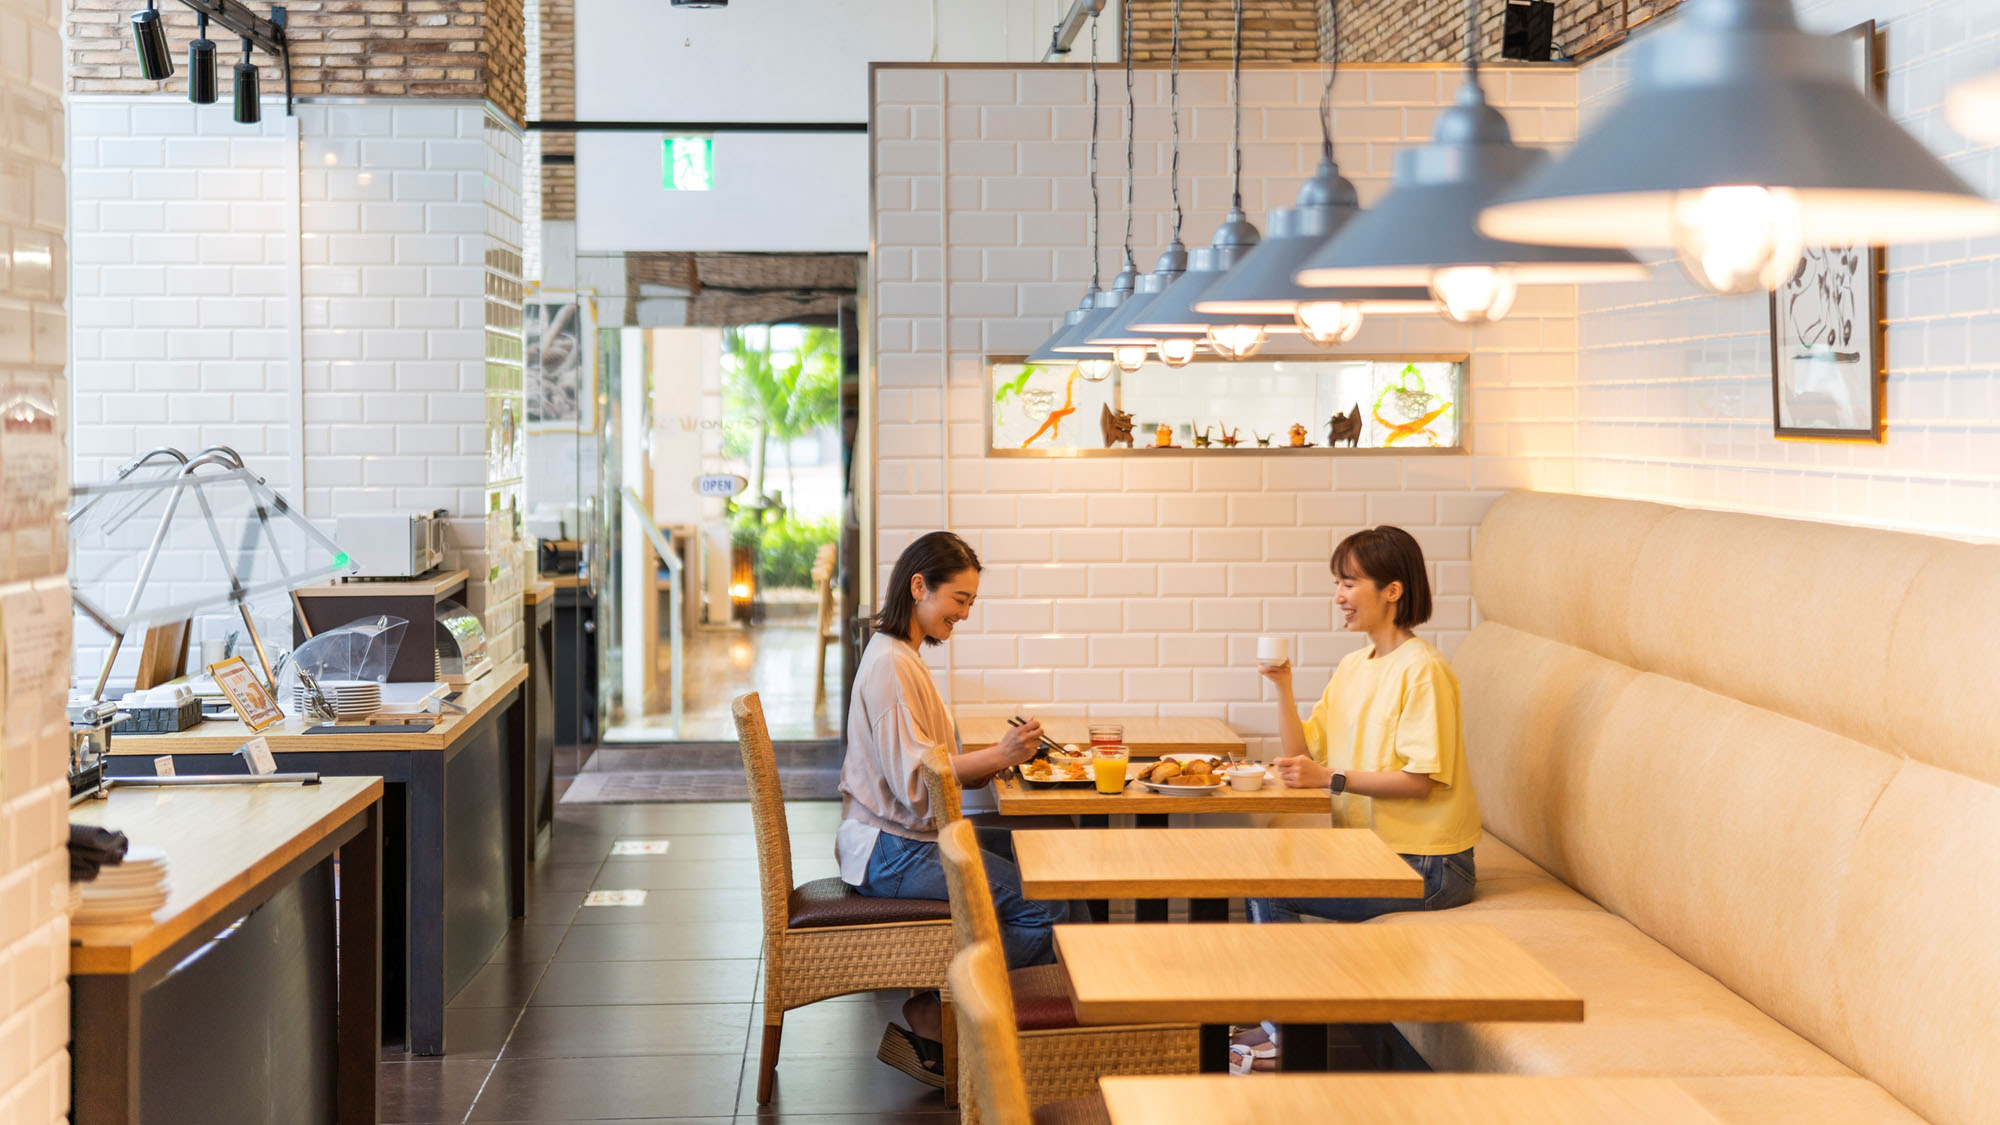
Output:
[70, 776, 383, 1125]
[1012, 828, 1422, 902]
[1097, 1075, 1721, 1124]
[108, 665, 529, 1055]
[959, 715, 1245, 757]
[1055, 922, 1582, 1072]
[992, 773, 1332, 817]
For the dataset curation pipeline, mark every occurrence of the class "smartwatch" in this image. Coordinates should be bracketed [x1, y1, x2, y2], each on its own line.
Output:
[1330, 771, 1347, 794]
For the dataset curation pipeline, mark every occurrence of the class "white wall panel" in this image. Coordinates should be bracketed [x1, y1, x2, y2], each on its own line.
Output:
[575, 131, 869, 251]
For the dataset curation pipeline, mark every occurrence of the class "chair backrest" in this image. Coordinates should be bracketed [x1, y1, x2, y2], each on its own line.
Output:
[813, 542, 838, 632]
[948, 940, 1032, 1125]
[731, 692, 794, 940]
[937, 818, 1003, 954]
[919, 745, 963, 829]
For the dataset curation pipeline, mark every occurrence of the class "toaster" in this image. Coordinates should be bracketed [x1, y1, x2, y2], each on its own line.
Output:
[335, 510, 448, 578]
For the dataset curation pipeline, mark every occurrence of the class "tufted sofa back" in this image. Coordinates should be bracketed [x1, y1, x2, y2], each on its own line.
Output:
[1460, 491, 2000, 1125]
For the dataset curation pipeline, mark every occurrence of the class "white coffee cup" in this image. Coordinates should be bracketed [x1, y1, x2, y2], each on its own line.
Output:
[200, 639, 226, 669]
[1256, 636, 1291, 669]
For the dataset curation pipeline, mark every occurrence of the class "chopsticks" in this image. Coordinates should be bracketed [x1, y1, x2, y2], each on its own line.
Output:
[1008, 715, 1067, 759]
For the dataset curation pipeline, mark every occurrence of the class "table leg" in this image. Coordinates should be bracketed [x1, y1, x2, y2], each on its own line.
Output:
[406, 751, 447, 1056]
[1278, 1023, 1330, 1072]
[337, 802, 383, 1124]
[1135, 813, 1169, 923]
[70, 973, 141, 1125]
[1198, 1025, 1230, 1074]
[1188, 898, 1230, 922]
[1080, 813, 1109, 923]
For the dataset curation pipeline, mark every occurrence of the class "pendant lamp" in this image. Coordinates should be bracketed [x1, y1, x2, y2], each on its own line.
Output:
[1191, 0, 1433, 346]
[1296, 1, 1644, 324]
[1052, 0, 1144, 375]
[1025, 5, 1112, 379]
[1947, 70, 2000, 144]
[1478, 0, 2000, 295]
[1083, 0, 1201, 368]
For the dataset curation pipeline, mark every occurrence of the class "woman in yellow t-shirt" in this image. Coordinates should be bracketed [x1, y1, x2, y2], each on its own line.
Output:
[1253, 525, 1480, 924]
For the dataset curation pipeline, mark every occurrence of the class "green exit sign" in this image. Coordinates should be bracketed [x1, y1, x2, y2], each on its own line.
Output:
[664, 136, 714, 191]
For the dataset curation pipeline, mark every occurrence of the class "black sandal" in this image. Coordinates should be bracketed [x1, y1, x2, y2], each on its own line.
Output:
[876, 1022, 947, 1089]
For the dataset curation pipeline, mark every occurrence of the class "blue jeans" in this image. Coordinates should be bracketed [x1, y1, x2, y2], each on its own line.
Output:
[856, 828, 1067, 968]
[1247, 848, 1476, 923]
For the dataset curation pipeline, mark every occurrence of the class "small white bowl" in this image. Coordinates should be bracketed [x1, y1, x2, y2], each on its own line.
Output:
[1226, 765, 1267, 791]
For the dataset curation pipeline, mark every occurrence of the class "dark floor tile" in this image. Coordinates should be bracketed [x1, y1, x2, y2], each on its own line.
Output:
[468, 1055, 743, 1121]
[592, 859, 765, 890]
[569, 889, 762, 925]
[449, 960, 551, 1009]
[738, 1117, 957, 1125]
[440, 1005, 521, 1060]
[531, 862, 605, 892]
[526, 889, 588, 921]
[529, 959, 762, 1007]
[488, 924, 571, 965]
[503, 1002, 752, 1059]
[630, 835, 760, 862]
[379, 1059, 491, 1124]
[614, 802, 757, 835]
[735, 1053, 948, 1118]
[555, 921, 765, 962]
[749, 996, 908, 1057]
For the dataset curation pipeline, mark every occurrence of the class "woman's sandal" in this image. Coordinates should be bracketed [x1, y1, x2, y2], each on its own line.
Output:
[1227, 1022, 1279, 1076]
[876, 1022, 947, 1089]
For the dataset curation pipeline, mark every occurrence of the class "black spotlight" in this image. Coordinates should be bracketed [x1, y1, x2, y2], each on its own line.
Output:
[187, 14, 217, 104]
[233, 38, 260, 125]
[130, 0, 174, 81]
[1502, 1, 1556, 61]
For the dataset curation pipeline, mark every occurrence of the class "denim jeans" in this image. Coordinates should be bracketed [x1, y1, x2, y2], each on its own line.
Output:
[856, 829, 1067, 968]
[1247, 848, 1476, 923]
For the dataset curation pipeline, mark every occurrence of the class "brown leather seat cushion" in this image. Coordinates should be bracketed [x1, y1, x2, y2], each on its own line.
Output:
[1031, 1093, 1110, 1125]
[1010, 962, 1079, 1031]
[785, 877, 952, 929]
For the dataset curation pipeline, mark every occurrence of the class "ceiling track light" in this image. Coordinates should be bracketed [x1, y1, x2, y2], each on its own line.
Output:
[1478, 0, 2000, 295]
[130, 0, 295, 121]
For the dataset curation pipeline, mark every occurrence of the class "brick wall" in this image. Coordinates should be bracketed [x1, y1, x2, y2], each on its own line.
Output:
[0, 0, 74, 1114]
[536, 0, 576, 220]
[871, 63, 1582, 755]
[64, 0, 530, 122]
[1334, 0, 1685, 63]
[1128, 0, 1324, 62]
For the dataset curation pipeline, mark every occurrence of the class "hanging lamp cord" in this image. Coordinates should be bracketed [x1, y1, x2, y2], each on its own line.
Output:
[1230, 0, 1244, 209]
[1122, 0, 1137, 270]
[1087, 7, 1101, 292]
[1465, 0, 1481, 78]
[1169, 0, 1183, 241]
[1319, 0, 1340, 164]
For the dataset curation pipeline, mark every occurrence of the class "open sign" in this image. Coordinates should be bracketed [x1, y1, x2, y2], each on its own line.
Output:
[696, 473, 748, 498]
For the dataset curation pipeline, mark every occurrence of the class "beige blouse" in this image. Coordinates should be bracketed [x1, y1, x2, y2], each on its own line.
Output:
[835, 633, 960, 884]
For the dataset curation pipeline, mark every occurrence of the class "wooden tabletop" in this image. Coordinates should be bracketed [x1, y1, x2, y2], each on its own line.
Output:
[1098, 1075, 1720, 1125]
[69, 775, 383, 975]
[993, 772, 1332, 816]
[523, 579, 556, 606]
[110, 664, 528, 756]
[1054, 923, 1584, 1026]
[1012, 828, 1423, 901]
[959, 716, 1244, 756]
[299, 570, 470, 599]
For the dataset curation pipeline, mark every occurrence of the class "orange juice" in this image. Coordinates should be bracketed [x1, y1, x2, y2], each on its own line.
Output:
[1092, 747, 1129, 794]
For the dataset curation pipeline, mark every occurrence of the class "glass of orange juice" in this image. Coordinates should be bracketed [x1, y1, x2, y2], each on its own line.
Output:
[1092, 745, 1129, 794]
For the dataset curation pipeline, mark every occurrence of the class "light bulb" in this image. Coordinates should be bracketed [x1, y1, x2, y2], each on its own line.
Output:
[1431, 266, 1517, 325]
[1156, 337, 1199, 368]
[1113, 344, 1150, 373]
[1670, 185, 1804, 294]
[1204, 324, 1266, 361]
[1294, 301, 1365, 346]
[1076, 357, 1115, 382]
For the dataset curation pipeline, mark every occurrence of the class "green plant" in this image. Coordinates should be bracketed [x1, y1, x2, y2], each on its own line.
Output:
[721, 325, 841, 504]
[733, 512, 839, 589]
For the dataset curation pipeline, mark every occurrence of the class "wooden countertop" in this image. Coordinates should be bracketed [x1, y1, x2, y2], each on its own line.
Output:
[110, 665, 528, 755]
[993, 773, 1332, 816]
[523, 580, 556, 606]
[960, 716, 1244, 756]
[298, 570, 469, 599]
[1012, 828, 1423, 901]
[69, 775, 383, 975]
[1054, 923, 1585, 1026]
[1098, 1075, 1720, 1124]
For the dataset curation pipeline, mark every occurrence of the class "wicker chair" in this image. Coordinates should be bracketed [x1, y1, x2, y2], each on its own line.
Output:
[950, 940, 1112, 1125]
[732, 692, 955, 1105]
[924, 774, 1201, 1118]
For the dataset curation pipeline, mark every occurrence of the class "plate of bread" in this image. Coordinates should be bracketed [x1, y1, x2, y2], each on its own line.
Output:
[1134, 757, 1227, 793]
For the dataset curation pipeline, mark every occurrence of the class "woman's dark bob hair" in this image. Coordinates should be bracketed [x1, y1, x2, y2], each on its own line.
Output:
[873, 530, 982, 646]
[1331, 525, 1432, 629]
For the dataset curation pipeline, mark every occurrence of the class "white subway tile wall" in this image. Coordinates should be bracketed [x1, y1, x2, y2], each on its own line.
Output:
[69, 97, 526, 679]
[872, 65, 1581, 755]
[1, 0, 74, 1115]
[1573, 0, 2000, 541]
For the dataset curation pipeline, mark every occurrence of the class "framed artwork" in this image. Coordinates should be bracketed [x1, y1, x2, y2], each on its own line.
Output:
[526, 288, 598, 432]
[1770, 21, 1886, 442]
[208, 655, 284, 732]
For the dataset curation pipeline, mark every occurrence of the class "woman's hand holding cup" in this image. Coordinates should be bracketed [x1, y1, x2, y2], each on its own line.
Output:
[1272, 754, 1334, 790]
[1256, 636, 1293, 689]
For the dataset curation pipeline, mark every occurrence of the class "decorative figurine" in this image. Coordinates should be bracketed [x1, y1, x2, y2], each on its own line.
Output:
[1327, 404, 1363, 448]
[1100, 403, 1135, 448]
[1287, 422, 1310, 447]
[1192, 424, 1213, 448]
[1219, 426, 1241, 448]
[1019, 371, 1080, 448]
[1254, 432, 1273, 447]
[1154, 422, 1175, 448]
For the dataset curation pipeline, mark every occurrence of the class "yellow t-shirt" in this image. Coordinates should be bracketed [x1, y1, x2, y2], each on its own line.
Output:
[1300, 636, 1481, 856]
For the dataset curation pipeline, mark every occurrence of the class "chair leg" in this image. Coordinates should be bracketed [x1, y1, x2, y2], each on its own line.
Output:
[940, 995, 958, 1108]
[757, 1017, 784, 1105]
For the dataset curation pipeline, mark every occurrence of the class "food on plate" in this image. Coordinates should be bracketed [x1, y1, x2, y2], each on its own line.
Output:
[1019, 760, 1091, 783]
[1136, 758, 1227, 787]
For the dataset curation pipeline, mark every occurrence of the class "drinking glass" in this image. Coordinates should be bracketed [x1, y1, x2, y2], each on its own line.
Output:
[1092, 745, 1129, 795]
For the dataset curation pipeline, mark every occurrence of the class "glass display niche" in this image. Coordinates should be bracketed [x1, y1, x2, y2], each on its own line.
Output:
[985, 355, 1466, 456]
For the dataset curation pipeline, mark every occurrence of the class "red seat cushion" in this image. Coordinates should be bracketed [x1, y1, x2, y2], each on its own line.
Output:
[1010, 962, 1079, 1031]
[1031, 1094, 1110, 1125]
[786, 876, 952, 929]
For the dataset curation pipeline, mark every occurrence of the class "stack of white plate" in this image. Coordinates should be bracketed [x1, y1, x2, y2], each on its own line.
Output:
[294, 679, 382, 718]
[75, 845, 171, 925]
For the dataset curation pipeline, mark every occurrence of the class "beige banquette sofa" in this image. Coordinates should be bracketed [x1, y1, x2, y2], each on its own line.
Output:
[1372, 492, 1997, 1124]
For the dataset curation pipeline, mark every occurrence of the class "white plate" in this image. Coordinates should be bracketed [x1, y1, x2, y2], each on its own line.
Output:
[1138, 779, 1226, 794]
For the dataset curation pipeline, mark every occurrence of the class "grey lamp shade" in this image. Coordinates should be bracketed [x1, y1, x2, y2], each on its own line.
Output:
[1026, 301, 1089, 364]
[1083, 240, 1192, 346]
[1478, 0, 2000, 248]
[1948, 70, 2000, 144]
[1130, 212, 1299, 331]
[1297, 79, 1646, 287]
[1196, 161, 1435, 314]
[1052, 259, 1136, 353]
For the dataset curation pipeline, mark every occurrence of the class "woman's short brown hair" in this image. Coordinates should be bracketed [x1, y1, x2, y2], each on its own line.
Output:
[1330, 526, 1432, 629]
[873, 531, 982, 646]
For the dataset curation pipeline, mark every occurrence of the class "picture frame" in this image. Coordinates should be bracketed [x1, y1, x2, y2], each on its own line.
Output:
[525, 287, 599, 433]
[208, 654, 284, 732]
[1770, 21, 1887, 442]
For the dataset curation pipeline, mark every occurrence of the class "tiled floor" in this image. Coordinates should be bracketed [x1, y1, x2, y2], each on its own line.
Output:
[381, 800, 954, 1124]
